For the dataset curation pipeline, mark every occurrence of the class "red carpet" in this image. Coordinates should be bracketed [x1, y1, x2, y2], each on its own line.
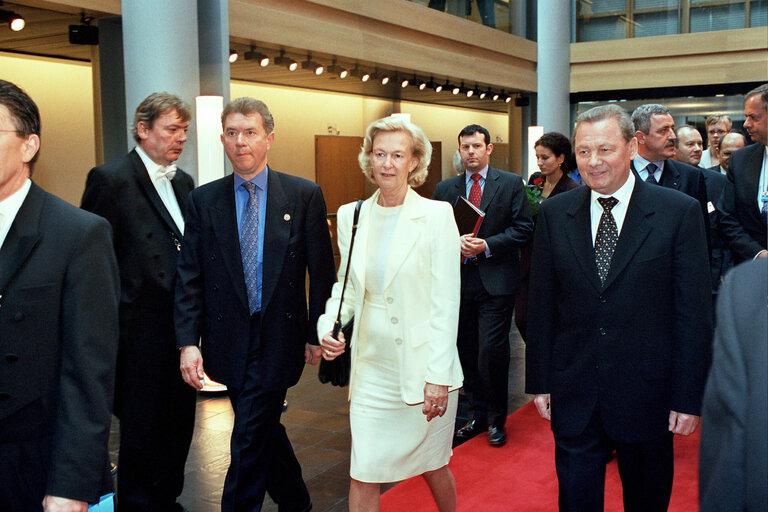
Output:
[381, 401, 700, 511]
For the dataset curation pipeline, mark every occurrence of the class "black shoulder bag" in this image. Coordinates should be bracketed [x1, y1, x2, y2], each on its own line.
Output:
[318, 199, 363, 387]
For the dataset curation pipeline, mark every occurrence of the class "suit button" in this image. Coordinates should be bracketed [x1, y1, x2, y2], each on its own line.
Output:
[217, 315, 222, 321]
[158, 271, 166, 278]
[213, 285, 218, 291]
[289, 281, 295, 288]
[146, 232, 153, 239]
[13, 311, 24, 322]
[599, 327, 607, 336]
[5, 354, 18, 363]
[286, 313, 293, 319]
[390, 317, 398, 324]
[289, 251, 296, 259]
[394, 338, 403, 345]
[0, 392, 9, 401]
[210, 255, 216, 261]
[386, 297, 393, 304]
[599, 295, 607, 303]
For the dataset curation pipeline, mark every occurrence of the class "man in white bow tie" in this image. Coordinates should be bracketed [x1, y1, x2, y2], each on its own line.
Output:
[81, 92, 196, 512]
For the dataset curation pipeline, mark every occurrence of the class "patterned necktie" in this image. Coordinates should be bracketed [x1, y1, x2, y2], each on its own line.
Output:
[240, 182, 260, 314]
[645, 163, 658, 184]
[468, 172, 482, 207]
[595, 196, 619, 285]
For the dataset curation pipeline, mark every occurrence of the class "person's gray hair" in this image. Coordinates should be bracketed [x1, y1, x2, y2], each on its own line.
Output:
[221, 98, 275, 133]
[452, 150, 464, 174]
[358, 116, 432, 187]
[131, 92, 191, 144]
[631, 104, 672, 135]
[573, 104, 634, 144]
[744, 83, 768, 109]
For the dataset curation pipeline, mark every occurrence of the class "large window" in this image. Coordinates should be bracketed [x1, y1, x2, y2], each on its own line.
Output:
[577, 0, 768, 41]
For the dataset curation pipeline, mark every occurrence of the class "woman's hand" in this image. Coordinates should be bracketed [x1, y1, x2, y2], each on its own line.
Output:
[422, 383, 449, 422]
[320, 330, 346, 360]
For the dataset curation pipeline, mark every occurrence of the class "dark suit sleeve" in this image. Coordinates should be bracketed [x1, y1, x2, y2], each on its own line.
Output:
[81, 168, 120, 238]
[46, 218, 119, 502]
[304, 185, 335, 346]
[698, 268, 748, 511]
[524, 205, 555, 394]
[174, 192, 205, 348]
[484, 177, 534, 256]
[670, 199, 712, 415]
[719, 173, 766, 261]
[695, 169, 712, 254]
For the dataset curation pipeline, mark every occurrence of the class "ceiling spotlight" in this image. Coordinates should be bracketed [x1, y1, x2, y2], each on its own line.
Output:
[412, 76, 426, 90]
[504, 94, 512, 103]
[400, 76, 409, 88]
[228, 49, 238, 63]
[302, 55, 323, 75]
[274, 51, 298, 71]
[375, 70, 390, 85]
[244, 48, 270, 67]
[478, 90, 488, 100]
[492, 91, 500, 101]
[0, 9, 25, 31]
[351, 65, 370, 82]
[451, 84, 460, 95]
[328, 60, 349, 79]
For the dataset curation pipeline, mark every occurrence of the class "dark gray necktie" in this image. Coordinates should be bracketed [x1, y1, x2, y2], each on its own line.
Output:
[240, 182, 260, 314]
[595, 196, 619, 285]
[646, 163, 658, 184]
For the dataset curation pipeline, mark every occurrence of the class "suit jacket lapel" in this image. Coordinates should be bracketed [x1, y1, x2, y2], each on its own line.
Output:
[660, 160, 682, 190]
[479, 167, 500, 212]
[381, 188, 422, 292]
[744, 144, 763, 203]
[171, 174, 190, 223]
[0, 183, 42, 294]
[130, 150, 183, 238]
[564, 187, 602, 294]
[210, 175, 249, 311]
[261, 170, 291, 313]
[601, 179, 653, 290]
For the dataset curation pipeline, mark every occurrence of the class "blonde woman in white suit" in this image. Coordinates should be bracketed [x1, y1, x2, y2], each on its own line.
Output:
[318, 116, 463, 512]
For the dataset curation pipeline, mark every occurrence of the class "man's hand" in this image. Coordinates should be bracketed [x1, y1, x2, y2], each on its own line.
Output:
[460, 234, 486, 258]
[305, 343, 322, 365]
[534, 394, 551, 420]
[668, 411, 699, 435]
[180, 345, 205, 390]
[42, 495, 88, 512]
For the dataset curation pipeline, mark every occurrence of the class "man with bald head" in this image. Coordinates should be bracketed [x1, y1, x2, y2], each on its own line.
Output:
[674, 125, 703, 167]
[714, 132, 747, 176]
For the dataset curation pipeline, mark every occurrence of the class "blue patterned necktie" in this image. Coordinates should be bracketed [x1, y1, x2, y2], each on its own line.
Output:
[240, 182, 260, 314]
[646, 163, 658, 184]
[595, 196, 619, 285]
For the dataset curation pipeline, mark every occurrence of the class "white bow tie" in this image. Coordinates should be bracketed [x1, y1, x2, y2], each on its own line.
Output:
[156, 164, 177, 181]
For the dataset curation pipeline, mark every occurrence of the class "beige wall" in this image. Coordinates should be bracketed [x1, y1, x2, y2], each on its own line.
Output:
[230, 80, 508, 182]
[1, 52, 96, 205]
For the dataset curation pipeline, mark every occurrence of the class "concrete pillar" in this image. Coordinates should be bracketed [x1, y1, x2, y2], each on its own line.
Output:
[94, 16, 126, 165]
[198, 0, 230, 99]
[536, 0, 570, 135]
[121, 0, 201, 178]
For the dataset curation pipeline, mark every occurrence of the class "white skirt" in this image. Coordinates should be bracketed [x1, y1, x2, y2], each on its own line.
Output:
[349, 293, 458, 483]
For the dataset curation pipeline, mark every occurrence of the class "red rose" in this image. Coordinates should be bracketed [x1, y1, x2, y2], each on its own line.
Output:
[533, 177, 544, 186]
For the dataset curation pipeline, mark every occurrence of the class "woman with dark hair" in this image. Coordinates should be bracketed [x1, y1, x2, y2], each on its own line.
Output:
[514, 132, 581, 341]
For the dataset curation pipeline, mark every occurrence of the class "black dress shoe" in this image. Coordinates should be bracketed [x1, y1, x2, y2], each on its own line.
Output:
[455, 420, 488, 439]
[488, 426, 507, 447]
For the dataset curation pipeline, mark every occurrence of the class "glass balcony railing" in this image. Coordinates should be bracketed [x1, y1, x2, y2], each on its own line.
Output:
[410, 0, 536, 39]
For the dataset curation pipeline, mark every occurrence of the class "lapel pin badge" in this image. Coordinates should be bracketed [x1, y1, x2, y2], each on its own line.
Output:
[284, 213, 291, 222]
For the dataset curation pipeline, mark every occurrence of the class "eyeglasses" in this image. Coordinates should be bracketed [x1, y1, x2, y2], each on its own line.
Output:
[0, 129, 21, 134]
[707, 129, 727, 136]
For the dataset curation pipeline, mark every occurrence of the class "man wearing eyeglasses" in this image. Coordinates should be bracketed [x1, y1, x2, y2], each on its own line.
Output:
[81, 93, 197, 512]
[175, 98, 335, 512]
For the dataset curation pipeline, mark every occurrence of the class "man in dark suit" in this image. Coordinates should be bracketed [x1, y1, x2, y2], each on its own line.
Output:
[526, 105, 711, 511]
[432, 124, 533, 446]
[81, 93, 196, 512]
[721, 83, 768, 262]
[0, 80, 119, 511]
[630, 104, 710, 242]
[175, 98, 335, 512]
[699, 258, 767, 512]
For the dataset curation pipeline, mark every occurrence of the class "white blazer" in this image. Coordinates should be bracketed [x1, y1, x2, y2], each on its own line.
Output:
[317, 187, 464, 405]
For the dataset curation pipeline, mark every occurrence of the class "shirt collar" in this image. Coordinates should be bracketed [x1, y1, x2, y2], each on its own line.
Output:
[465, 165, 489, 183]
[135, 145, 173, 180]
[234, 165, 269, 190]
[0, 178, 31, 245]
[590, 169, 635, 206]
[633, 154, 664, 173]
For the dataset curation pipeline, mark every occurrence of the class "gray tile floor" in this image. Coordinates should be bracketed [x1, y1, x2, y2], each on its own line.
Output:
[109, 328, 531, 511]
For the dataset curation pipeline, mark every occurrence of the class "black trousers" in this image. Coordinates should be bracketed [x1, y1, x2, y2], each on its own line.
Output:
[116, 352, 197, 511]
[457, 265, 514, 429]
[553, 405, 674, 512]
[221, 314, 310, 512]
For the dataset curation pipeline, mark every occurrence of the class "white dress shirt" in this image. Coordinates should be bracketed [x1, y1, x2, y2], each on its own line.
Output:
[0, 179, 31, 251]
[590, 171, 635, 245]
[135, 146, 185, 233]
[633, 154, 664, 183]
